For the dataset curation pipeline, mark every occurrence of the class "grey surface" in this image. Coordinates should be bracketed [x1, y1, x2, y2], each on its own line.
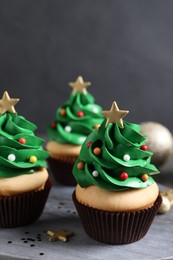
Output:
[0, 1, 173, 133]
[0, 157, 173, 260]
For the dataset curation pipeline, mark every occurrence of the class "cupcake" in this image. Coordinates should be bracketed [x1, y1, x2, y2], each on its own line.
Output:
[72, 101, 162, 244]
[0, 91, 51, 228]
[46, 76, 103, 186]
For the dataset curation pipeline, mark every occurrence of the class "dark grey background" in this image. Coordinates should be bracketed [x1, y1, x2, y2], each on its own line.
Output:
[0, 0, 173, 134]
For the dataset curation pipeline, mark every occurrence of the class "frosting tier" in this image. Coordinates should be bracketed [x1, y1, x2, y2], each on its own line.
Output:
[73, 119, 159, 191]
[47, 92, 103, 145]
[0, 112, 49, 177]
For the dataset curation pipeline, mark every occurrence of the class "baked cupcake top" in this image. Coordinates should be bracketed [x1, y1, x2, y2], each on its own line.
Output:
[47, 76, 103, 146]
[0, 91, 49, 178]
[73, 101, 159, 191]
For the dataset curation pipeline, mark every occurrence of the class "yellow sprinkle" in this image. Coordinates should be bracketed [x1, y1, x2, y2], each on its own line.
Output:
[29, 156, 37, 163]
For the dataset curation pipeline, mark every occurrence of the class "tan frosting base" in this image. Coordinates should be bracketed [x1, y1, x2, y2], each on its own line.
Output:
[75, 182, 159, 212]
[0, 167, 49, 196]
[46, 141, 81, 158]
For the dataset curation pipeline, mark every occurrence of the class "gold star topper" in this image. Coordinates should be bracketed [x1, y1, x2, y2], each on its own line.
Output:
[0, 91, 19, 115]
[102, 101, 129, 128]
[47, 230, 75, 242]
[68, 76, 91, 94]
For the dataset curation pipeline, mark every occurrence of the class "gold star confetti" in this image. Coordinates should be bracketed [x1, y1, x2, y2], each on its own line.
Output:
[102, 101, 129, 128]
[0, 91, 19, 115]
[47, 230, 75, 242]
[68, 76, 91, 94]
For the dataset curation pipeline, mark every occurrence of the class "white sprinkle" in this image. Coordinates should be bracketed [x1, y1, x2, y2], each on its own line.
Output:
[8, 154, 16, 162]
[64, 126, 72, 132]
[123, 154, 130, 161]
[92, 170, 99, 177]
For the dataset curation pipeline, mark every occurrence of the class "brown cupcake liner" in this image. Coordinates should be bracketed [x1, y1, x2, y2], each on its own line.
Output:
[47, 157, 77, 186]
[0, 178, 51, 228]
[72, 191, 162, 244]
[53, 154, 78, 164]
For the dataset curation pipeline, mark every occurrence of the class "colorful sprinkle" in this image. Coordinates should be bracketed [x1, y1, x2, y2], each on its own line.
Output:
[141, 174, 149, 182]
[123, 154, 130, 161]
[120, 172, 128, 180]
[18, 138, 26, 144]
[60, 108, 66, 116]
[8, 154, 16, 162]
[92, 170, 99, 177]
[64, 126, 72, 132]
[93, 147, 101, 156]
[140, 145, 148, 151]
[29, 156, 37, 163]
[94, 124, 100, 129]
[77, 162, 85, 170]
[77, 111, 84, 117]
[87, 141, 92, 148]
[51, 122, 56, 129]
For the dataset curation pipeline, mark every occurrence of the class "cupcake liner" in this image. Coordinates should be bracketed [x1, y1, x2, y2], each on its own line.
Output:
[47, 157, 77, 186]
[72, 191, 162, 244]
[0, 178, 51, 228]
[51, 154, 78, 164]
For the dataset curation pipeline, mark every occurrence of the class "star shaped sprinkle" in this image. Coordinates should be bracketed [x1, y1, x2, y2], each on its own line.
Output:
[68, 76, 91, 94]
[0, 91, 19, 115]
[102, 101, 129, 128]
[47, 230, 75, 242]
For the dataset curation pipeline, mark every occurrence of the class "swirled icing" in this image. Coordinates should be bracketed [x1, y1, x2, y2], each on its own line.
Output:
[73, 119, 159, 191]
[47, 92, 103, 145]
[0, 112, 49, 177]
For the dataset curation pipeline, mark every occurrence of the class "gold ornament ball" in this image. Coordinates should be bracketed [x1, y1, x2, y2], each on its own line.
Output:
[158, 195, 171, 214]
[140, 122, 173, 167]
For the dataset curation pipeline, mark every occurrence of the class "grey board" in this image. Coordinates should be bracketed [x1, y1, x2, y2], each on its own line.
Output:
[0, 157, 173, 260]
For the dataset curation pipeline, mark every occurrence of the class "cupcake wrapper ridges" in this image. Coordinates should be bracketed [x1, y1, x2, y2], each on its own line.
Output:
[73, 192, 162, 244]
[0, 178, 51, 228]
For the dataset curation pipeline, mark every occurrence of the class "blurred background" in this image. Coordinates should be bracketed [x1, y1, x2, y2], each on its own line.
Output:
[0, 0, 173, 134]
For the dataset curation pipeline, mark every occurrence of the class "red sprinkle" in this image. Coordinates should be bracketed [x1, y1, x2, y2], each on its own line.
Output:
[51, 122, 56, 129]
[18, 138, 26, 144]
[141, 144, 148, 151]
[120, 172, 128, 180]
[87, 141, 92, 148]
[77, 111, 84, 117]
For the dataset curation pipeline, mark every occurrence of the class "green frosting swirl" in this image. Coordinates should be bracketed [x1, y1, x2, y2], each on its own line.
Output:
[47, 92, 103, 145]
[0, 112, 49, 178]
[73, 119, 159, 191]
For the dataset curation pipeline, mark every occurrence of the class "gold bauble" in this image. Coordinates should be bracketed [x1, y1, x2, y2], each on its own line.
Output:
[158, 195, 171, 214]
[140, 122, 173, 167]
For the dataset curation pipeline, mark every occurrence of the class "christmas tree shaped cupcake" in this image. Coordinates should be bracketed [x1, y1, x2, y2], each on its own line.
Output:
[46, 76, 103, 185]
[0, 91, 51, 227]
[73, 101, 162, 244]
